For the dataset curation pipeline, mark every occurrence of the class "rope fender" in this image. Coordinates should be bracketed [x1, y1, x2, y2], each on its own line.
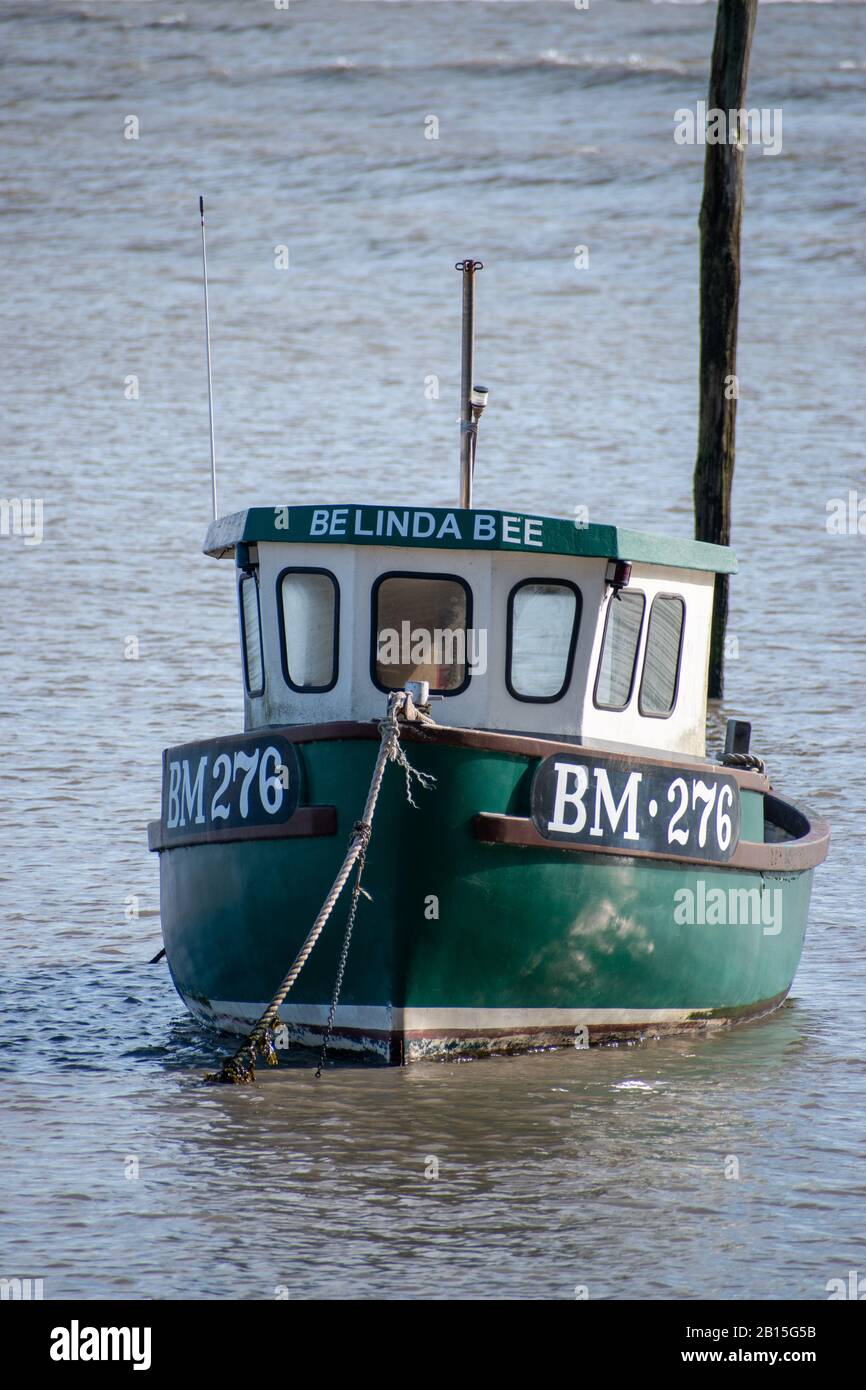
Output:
[205, 689, 436, 1084]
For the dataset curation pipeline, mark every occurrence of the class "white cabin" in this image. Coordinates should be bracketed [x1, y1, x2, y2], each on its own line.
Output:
[205, 504, 737, 759]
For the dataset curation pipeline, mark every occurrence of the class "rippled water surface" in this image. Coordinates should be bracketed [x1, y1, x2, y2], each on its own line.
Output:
[0, 0, 864, 1300]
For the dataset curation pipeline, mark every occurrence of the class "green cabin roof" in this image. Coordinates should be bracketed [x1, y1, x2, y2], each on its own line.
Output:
[204, 504, 737, 575]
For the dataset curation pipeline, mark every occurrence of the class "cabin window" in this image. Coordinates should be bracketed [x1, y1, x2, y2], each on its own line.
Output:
[506, 579, 582, 702]
[594, 589, 646, 710]
[372, 572, 471, 695]
[278, 568, 339, 693]
[639, 594, 685, 717]
[238, 574, 264, 697]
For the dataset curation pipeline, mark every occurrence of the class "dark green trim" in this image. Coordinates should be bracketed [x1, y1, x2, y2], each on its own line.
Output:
[204, 505, 738, 575]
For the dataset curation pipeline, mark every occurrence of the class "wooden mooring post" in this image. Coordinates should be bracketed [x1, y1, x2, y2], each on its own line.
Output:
[693, 0, 758, 699]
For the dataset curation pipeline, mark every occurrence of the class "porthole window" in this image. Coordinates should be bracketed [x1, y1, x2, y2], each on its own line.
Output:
[238, 573, 264, 697]
[639, 595, 685, 718]
[372, 572, 471, 695]
[278, 568, 339, 693]
[594, 589, 646, 711]
[506, 580, 582, 703]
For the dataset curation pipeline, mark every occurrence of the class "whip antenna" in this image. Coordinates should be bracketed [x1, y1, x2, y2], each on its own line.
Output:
[199, 196, 218, 520]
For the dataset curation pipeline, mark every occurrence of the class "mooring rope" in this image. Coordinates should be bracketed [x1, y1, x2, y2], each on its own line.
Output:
[721, 751, 766, 774]
[205, 689, 436, 1084]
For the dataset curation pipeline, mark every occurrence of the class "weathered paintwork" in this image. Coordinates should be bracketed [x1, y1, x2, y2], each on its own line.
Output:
[157, 733, 814, 1063]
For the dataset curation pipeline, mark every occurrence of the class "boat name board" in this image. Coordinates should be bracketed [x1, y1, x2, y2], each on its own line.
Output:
[207, 506, 739, 573]
[161, 734, 300, 842]
[531, 754, 741, 862]
[294, 505, 546, 548]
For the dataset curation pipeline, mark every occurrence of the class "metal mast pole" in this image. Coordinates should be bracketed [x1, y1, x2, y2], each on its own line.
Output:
[456, 259, 482, 509]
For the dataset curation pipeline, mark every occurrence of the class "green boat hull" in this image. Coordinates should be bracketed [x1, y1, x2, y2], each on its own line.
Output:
[155, 732, 817, 1062]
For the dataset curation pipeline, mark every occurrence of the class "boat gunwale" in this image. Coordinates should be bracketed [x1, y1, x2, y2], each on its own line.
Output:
[147, 720, 829, 872]
[206, 718, 772, 791]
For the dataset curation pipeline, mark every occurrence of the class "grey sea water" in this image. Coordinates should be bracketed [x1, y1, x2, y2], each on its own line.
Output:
[0, 0, 864, 1300]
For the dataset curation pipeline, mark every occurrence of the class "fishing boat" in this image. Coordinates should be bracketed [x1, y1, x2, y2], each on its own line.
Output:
[148, 255, 829, 1065]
